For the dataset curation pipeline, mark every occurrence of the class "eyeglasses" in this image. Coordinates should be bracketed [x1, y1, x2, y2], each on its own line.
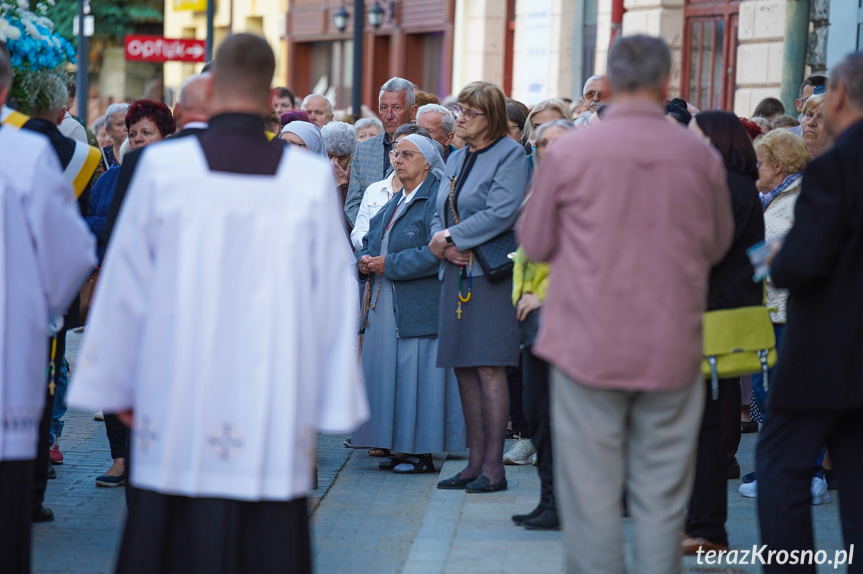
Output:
[584, 90, 605, 100]
[391, 150, 418, 161]
[452, 105, 485, 121]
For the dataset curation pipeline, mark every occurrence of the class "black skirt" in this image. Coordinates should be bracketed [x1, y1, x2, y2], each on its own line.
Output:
[436, 261, 520, 368]
[116, 486, 311, 574]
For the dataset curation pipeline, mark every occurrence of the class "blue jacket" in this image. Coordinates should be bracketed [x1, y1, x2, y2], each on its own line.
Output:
[86, 165, 121, 262]
[359, 176, 442, 338]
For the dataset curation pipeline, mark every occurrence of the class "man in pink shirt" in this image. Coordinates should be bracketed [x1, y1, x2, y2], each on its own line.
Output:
[519, 35, 734, 574]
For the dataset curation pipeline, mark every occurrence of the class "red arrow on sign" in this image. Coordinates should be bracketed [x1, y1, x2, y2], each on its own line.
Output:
[125, 35, 207, 63]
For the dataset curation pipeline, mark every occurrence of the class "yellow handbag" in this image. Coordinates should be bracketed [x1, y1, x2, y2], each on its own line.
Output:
[701, 305, 777, 399]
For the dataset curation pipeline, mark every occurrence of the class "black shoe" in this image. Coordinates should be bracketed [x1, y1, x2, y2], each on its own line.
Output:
[465, 475, 507, 493]
[95, 474, 125, 487]
[437, 471, 478, 490]
[33, 504, 55, 523]
[741, 421, 759, 433]
[512, 503, 544, 525]
[727, 459, 741, 480]
[522, 508, 560, 530]
[742, 471, 756, 484]
[47, 464, 56, 479]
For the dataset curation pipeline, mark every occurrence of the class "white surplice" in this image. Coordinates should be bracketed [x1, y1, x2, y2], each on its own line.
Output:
[68, 137, 369, 501]
[0, 127, 97, 462]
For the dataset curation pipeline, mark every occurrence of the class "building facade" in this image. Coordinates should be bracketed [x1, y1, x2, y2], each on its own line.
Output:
[593, 0, 862, 116]
[161, 0, 596, 109]
[163, 0, 290, 104]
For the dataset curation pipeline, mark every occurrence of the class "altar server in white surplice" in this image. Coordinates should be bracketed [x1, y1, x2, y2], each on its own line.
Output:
[0, 42, 98, 572]
[67, 34, 368, 574]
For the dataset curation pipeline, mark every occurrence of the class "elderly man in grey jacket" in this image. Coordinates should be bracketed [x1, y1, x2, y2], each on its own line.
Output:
[344, 77, 417, 227]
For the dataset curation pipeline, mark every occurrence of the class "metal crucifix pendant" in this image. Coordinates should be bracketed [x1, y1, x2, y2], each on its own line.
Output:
[456, 301, 463, 319]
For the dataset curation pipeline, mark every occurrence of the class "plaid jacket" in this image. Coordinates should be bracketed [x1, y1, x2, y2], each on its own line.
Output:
[345, 133, 391, 226]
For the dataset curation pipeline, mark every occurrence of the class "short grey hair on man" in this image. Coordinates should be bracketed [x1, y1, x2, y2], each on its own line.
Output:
[322, 120, 358, 157]
[92, 115, 108, 133]
[535, 119, 575, 142]
[416, 103, 455, 134]
[607, 34, 671, 94]
[36, 73, 69, 119]
[393, 123, 430, 140]
[302, 93, 333, 114]
[354, 117, 383, 134]
[829, 52, 863, 111]
[379, 77, 416, 108]
[582, 75, 604, 95]
[105, 102, 131, 122]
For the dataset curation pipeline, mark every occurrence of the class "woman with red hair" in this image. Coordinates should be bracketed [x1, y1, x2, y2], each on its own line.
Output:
[85, 99, 175, 489]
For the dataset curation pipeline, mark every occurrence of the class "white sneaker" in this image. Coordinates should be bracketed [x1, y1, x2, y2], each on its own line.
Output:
[503, 438, 536, 465]
[739, 480, 757, 498]
[811, 476, 830, 505]
[531, 451, 538, 466]
[93, 410, 104, 421]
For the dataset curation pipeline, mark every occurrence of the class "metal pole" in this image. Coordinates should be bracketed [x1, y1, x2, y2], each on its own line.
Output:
[206, 0, 215, 62]
[780, 0, 811, 113]
[351, 0, 364, 120]
[76, 0, 89, 123]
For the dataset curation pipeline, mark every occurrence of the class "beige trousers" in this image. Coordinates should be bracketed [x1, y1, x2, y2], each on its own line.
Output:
[551, 368, 704, 574]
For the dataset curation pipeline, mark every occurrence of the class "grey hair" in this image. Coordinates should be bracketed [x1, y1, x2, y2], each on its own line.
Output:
[393, 123, 431, 140]
[92, 115, 107, 133]
[607, 35, 671, 94]
[394, 126, 443, 156]
[416, 103, 455, 134]
[379, 77, 416, 108]
[535, 119, 575, 142]
[105, 102, 130, 122]
[302, 93, 334, 114]
[573, 112, 595, 129]
[35, 73, 69, 118]
[829, 52, 863, 111]
[322, 121, 358, 157]
[118, 138, 131, 163]
[354, 117, 383, 133]
[582, 75, 604, 95]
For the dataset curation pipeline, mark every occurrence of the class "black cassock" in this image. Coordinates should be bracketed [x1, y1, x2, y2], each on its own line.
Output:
[113, 114, 311, 574]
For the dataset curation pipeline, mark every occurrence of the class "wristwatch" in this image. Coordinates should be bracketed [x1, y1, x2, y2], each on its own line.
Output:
[444, 231, 454, 245]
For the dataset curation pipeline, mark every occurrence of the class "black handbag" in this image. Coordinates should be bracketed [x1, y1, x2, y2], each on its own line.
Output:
[448, 177, 516, 281]
[472, 231, 517, 280]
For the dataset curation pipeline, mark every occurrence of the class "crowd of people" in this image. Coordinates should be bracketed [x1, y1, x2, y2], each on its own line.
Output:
[1, 31, 862, 574]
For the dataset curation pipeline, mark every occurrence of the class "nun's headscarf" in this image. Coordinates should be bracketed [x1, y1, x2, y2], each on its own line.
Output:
[400, 134, 445, 181]
[281, 121, 327, 158]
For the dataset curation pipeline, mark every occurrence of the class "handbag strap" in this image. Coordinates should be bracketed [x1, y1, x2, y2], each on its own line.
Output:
[447, 149, 480, 227]
[448, 177, 461, 225]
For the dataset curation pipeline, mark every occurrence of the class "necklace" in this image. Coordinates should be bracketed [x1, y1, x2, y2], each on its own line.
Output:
[457, 253, 473, 319]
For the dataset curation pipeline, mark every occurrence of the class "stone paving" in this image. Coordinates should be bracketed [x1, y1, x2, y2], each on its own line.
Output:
[32, 331, 849, 573]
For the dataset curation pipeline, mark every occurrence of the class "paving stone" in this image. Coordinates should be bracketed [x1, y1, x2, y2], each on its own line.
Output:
[31, 330, 848, 573]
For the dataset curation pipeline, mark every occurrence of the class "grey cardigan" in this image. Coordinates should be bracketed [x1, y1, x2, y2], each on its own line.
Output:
[359, 176, 442, 338]
[431, 137, 530, 277]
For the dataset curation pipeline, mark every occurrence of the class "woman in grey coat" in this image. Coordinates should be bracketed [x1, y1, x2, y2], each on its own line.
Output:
[429, 82, 530, 493]
[353, 135, 466, 473]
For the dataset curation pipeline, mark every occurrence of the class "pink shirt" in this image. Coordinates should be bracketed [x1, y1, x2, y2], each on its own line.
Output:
[519, 101, 734, 391]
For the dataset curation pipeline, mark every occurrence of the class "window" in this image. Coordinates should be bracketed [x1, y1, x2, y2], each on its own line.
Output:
[682, 0, 740, 111]
[308, 40, 353, 108]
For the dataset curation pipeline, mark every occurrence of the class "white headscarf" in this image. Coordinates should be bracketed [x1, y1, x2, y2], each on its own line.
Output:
[281, 121, 327, 159]
[401, 134, 446, 181]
